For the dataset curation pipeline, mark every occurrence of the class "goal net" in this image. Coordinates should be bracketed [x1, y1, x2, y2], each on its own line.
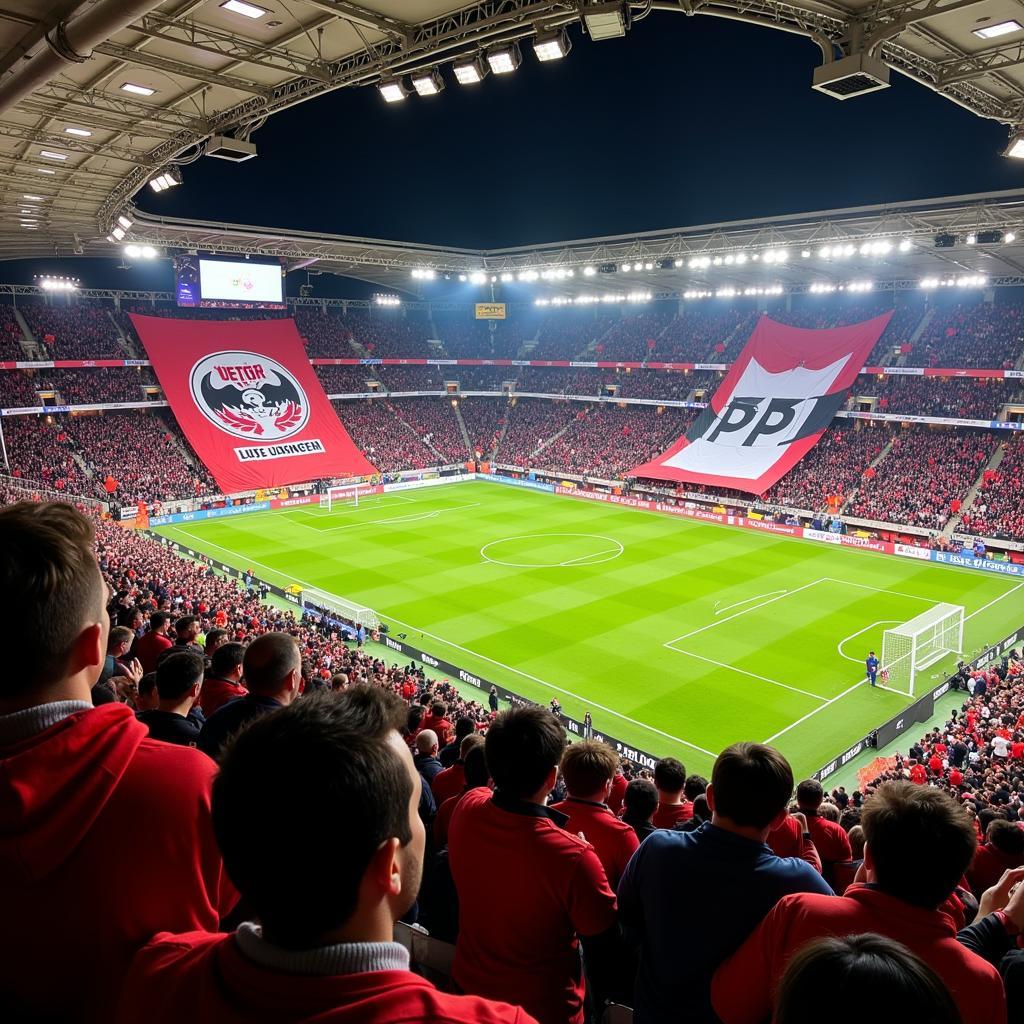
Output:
[320, 483, 373, 512]
[302, 585, 380, 632]
[881, 603, 964, 696]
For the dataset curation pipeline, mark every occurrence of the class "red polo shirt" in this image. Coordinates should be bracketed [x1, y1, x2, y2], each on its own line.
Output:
[766, 816, 822, 874]
[550, 796, 639, 888]
[448, 788, 617, 1024]
[431, 762, 465, 806]
[910, 763, 928, 784]
[607, 773, 627, 814]
[197, 676, 248, 717]
[116, 930, 537, 1024]
[133, 629, 172, 674]
[712, 884, 1006, 1024]
[652, 799, 692, 829]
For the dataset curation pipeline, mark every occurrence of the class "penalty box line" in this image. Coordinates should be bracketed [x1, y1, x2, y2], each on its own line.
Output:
[164, 528, 719, 761]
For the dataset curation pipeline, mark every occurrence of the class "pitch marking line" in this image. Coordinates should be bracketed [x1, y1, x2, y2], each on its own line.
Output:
[820, 577, 947, 604]
[163, 528, 717, 759]
[836, 621, 900, 664]
[312, 503, 482, 533]
[965, 581, 1024, 622]
[714, 591, 787, 616]
[669, 649, 830, 703]
[480, 533, 624, 569]
[296, 494, 416, 519]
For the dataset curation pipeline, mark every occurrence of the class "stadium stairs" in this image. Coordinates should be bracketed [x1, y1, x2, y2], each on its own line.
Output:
[839, 436, 896, 514]
[640, 318, 676, 367]
[530, 408, 582, 459]
[11, 308, 43, 359]
[452, 402, 473, 454]
[489, 404, 512, 460]
[889, 306, 934, 368]
[106, 310, 141, 357]
[945, 442, 1010, 537]
[390, 402, 449, 462]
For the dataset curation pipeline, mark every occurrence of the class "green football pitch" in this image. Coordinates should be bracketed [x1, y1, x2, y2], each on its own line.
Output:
[156, 481, 1023, 779]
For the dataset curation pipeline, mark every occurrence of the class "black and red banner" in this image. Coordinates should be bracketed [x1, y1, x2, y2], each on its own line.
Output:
[629, 313, 893, 494]
[130, 314, 375, 492]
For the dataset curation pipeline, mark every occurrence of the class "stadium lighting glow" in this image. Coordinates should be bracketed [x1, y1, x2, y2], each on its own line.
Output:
[64, 127, 91, 137]
[518, 270, 539, 282]
[1007, 232, 1017, 243]
[713, 256, 724, 266]
[123, 245, 157, 260]
[533, 29, 571, 62]
[500, 272, 514, 282]
[22, 224, 38, 229]
[378, 79, 409, 103]
[847, 280, 874, 292]
[966, 233, 977, 245]
[109, 225, 126, 241]
[801, 250, 811, 258]
[453, 55, 488, 84]
[583, 265, 596, 276]
[974, 21, 1022, 39]
[734, 253, 748, 265]
[673, 258, 684, 268]
[374, 294, 401, 306]
[683, 289, 712, 299]
[36, 168, 55, 174]
[626, 291, 651, 302]
[458, 273, 467, 282]
[469, 271, 487, 284]
[117, 215, 133, 229]
[920, 275, 987, 289]
[410, 268, 436, 280]
[39, 150, 67, 161]
[121, 82, 155, 96]
[411, 70, 444, 96]
[1005, 134, 1024, 159]
[148, 168, 181, 192]
[23, 194, 43, 201]
[899, 239, 913, 251]
[486, 43, 521, 75]
[221, 0, 268, 18]
[716, 287, 737, 298]
[38, 276, 79, 291]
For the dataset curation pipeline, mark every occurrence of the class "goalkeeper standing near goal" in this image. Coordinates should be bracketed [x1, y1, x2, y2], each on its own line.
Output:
[865, 651, 879, 688]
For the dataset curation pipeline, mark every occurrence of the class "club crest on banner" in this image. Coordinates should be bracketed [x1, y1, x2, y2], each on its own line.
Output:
[189, 350, 310, 441]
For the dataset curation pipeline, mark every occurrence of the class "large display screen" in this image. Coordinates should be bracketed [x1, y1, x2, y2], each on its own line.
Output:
[174, 254, 284, 309]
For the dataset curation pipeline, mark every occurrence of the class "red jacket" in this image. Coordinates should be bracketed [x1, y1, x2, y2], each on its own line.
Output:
[116, 930, 536, 1023]
[766, 815, 823, 873]
[652, 800, 692, 829]
[0, 704, 236, 1022]
[418, 713, 452, 747]
[431, 762, 465, 806]
[197, 675, 249, 716]
[448, 788, 617, 1024]
[550, 796, 639, 888]
[607, 773, 627, 815]
[969, 843, 1024, 897]
[803, 811, 852, 868]
[133, 629, 172, 674]
[712, 885, 1006, 1024]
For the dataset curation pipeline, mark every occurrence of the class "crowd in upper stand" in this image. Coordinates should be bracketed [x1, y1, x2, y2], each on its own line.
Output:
[909, 302, 1024, 369]
[960, 436, 1024, 541]
[854, 376, 1022, 421]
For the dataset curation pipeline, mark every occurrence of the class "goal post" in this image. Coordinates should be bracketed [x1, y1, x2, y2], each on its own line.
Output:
[881, 603, 964, 696]
[301, 585, 380, 632]
[320, 482, 372, 512]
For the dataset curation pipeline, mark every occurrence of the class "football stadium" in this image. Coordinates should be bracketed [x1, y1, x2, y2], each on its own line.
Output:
[2, 2, 1024, 1022]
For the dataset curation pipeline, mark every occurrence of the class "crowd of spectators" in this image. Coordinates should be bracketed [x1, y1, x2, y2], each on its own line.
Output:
[22, 303, 128, 359]
[656, 307, 756, 362]
[313, 363, 380, 394]
[0, 304, 28, 360]
[38, 368, 157, 406]
[392, 400, 469, 465]
[598, 312, 675, 361]
[2, 414, 93, 494]
[336, 399, 438, 471]
[847, 428, 997, 528]
[293, 308, 359, 358]
[459, 398, 507, 458]
[854, 376, 1019, 421]
[907, 300, 1024, 369]
[375, 366, 449, 392]
[495, 399, 579, 465]
[960, 435, 1024, 541]
[0, 369, 42, 407]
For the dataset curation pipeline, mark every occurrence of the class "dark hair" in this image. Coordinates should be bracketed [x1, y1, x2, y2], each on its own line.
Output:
[210, 641, 245, 678]
[0, 502, 104, 696]
[485, 705, 565, 799]
[243, 632, 300, 694]
[148, 611, 170, 632]
[654, 757, 686, 794]
[861, 782, 976, 908]
[684, 774, 708, 800]
[212, 689, 412, 946]
[175, 615, 197, 636]
[463, 744, 490, 789]
[453, 716, 475, 741]
[430, 701, 447, 717]
[774, 934, 961, 1024]
[796, 779, 825, 808]
[711, 742, 794, 830]
[624, 779, 659, 821]
[138, 672, 158, 699]
[560, 740, 618, 797]
[205, 628, 228, 649]
[987, 818, 1024, 855]
[155, 651, 204, 701]
[691, 793, 710, 823]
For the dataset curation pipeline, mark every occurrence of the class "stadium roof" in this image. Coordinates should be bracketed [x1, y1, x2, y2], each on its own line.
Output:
[3, 1, 1024, 263]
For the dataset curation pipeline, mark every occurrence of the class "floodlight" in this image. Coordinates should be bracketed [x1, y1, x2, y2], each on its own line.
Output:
[581, 2, 629, 40]
[117, 215, 133, 229]
[148, 168, 181, 192]
[110, 226, 126, 241]
[221, 0, 268, 18]
[469, 271, 487, 284]
[899, 239, 913, 251]
[974, 21, 1022, 39]
[121, 82, 155, 96]
[1004, 131, 1024, 159]
[486, 43, 521, 75]
[39, 150, 67, 161]
[976, 230, 1004, 244]
[583, 266, 596, 276]
[453, 55, 488, 84]
[812, 53, 890, 99]
[411, 69, 444, 96]
[124, 244, 142, 259]
[1006, 232, 1017, 243]
[23, 194, 43, 201]
[533, 29, 571, 62]
[378, 79, 409, 103]
[64, 127, 91, 137]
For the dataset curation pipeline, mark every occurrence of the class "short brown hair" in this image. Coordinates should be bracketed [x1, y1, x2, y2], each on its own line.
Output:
[711, 742, 794, 830]
[861, 781, 976, 908]
[561, 740, 618, 797]
[108, 625, 135, 651]
[0, 501, 104, 696]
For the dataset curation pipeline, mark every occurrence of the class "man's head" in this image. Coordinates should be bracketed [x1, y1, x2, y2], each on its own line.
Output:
[848, 824, 866, 860]
[210, 641, 245, 683]
[452, 716, 475, 745]
[459, 732, 483, 760]
[175, 616, 198, 644]
[861, 781, 976, 909]
[204, 628, 228, 656]
[624, 779, 659, 824]
[485, 705, 565, 802]
[136, 672, 159, 712]
[0, 502, 107, 708]
[149, 611, 171, 635]
[796, 779, 825, 811]
[242, 632, 302, 703]
[107, 625, 135, 658]
[463, 744, 490, 789]
[708, 742, 794, 835]
[155, 651, 204, 710]
[430, 701, 447, 718]
[415, 729, 439, 757]
[653, 757, 687, 799]
[986, 817, 1024, 856]
[212, 688, 422, 948]
[560, 740, 618, 801]
[684, 774, 708, 801]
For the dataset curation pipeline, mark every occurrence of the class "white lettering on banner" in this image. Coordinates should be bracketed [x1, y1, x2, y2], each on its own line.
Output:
[1007, 370, 1024, 379]
[278, 496, 317, 507]
[819, 760, 838, 780]
[804, 528, 842, 545]
[420, 653, 439, 668]
[384, 636, 402, 653]
[235, 439, 326, 462]
[895, 543, 932, 560]
[841, 743, 864, 765]
[933, 682, 951, 700]
[876, 367, 925, 376]
[459, 669, 482, 688]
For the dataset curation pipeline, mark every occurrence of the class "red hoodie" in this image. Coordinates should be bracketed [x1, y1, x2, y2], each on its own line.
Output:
[116, 930, 537, 1024]
[0, 703, 236, 1022]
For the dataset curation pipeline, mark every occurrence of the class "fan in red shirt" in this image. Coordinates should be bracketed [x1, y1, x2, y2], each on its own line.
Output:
[968, 819, 1024, 897]
[196, 641, 248, 716]
[712, 781, 1006, 1024]
[419, 699, 453, 747]
[132, 610, 173, 673]
[117, 687, 536, 1024]
[448, 706, 618, 1024]
[434, 743, 491, 848]
[551, 739, 639, 888]
[795, 779, 852, 883]
[651, 756, 693, 828]
[0, 502, 236, 1024]
[910, 761, 928, 785]
[432, 733, 484, 807]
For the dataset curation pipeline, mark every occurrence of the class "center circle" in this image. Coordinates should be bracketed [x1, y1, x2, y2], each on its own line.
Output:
[480, 533, 624, 568]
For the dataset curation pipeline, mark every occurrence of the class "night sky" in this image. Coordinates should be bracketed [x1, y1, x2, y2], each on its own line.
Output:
[14, 13, 1024, 287]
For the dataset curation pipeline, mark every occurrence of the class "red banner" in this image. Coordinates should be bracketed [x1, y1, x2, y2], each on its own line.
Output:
[628, 313, 892, 494]
[130, 314, 375, 492]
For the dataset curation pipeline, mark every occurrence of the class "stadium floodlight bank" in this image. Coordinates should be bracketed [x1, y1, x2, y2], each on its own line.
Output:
[320, 482, 373, 511]
[302, 585, 380, 632]
[881, 603, 964, 695]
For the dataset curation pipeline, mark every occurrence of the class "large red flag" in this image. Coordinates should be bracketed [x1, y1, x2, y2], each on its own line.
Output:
[131, 314, 375, 493]
[628, 312, 892, 495]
